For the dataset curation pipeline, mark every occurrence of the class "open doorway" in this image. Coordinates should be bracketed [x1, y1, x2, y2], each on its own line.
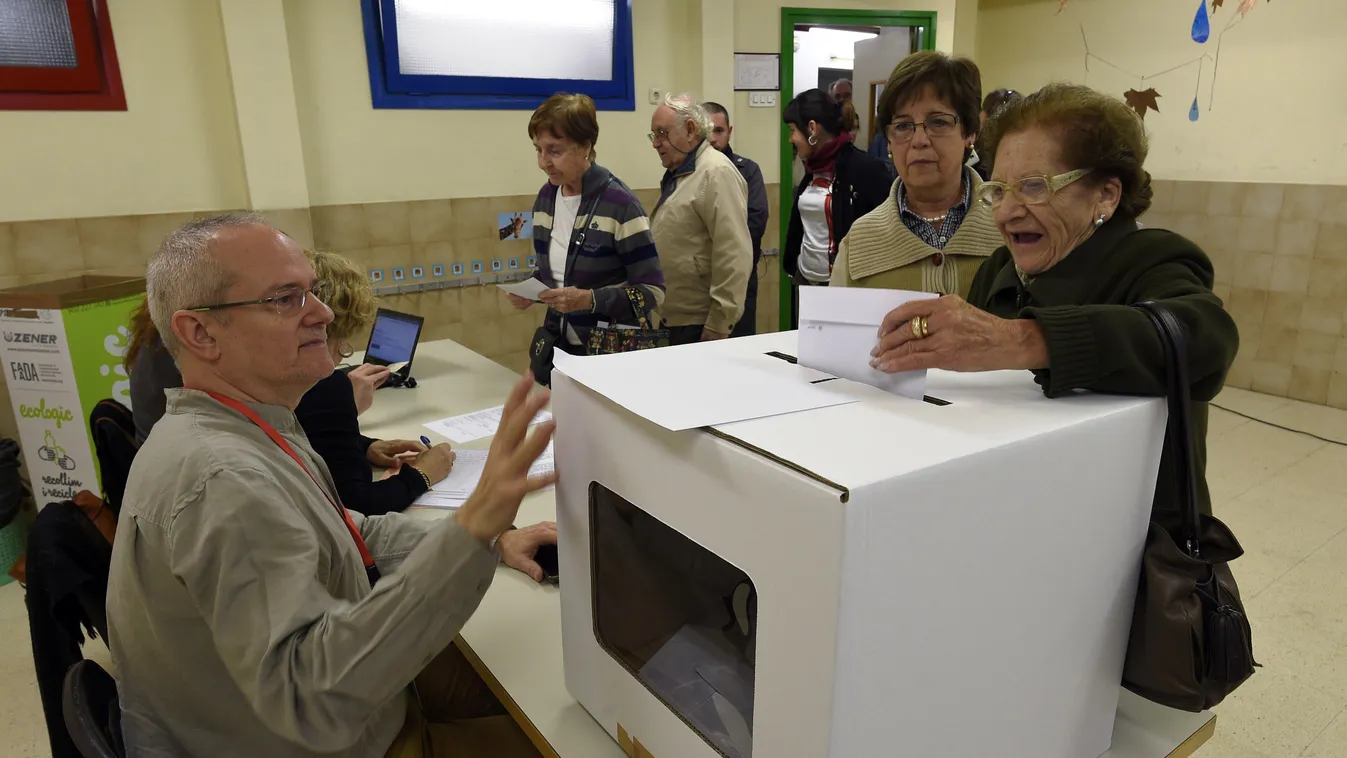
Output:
[776, 9, 936, 331]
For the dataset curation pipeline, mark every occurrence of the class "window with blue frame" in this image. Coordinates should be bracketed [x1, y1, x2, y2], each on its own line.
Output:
[361, 0, 635, 111]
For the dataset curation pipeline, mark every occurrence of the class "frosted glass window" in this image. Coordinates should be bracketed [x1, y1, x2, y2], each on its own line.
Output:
[0, 0, 77, 68]
[394, 0, 614, 81]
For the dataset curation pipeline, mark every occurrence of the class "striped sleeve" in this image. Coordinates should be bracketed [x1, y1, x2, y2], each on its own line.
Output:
[592, 189, 666, 320]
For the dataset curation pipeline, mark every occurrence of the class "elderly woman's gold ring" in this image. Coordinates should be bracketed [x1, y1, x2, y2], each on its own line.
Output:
[910, 316, 930, 340]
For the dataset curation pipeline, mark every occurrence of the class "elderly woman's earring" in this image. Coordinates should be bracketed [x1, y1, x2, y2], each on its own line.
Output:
[338, 340, 354, 358]
[1095, 214, 1107, 228]
[808, 132, 818, 146]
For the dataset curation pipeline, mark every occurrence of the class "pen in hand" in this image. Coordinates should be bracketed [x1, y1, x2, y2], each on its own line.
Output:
[420, 435, 432, 447]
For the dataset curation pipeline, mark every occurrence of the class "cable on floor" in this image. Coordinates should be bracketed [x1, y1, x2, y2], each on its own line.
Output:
[1209, 402, 1347, 448]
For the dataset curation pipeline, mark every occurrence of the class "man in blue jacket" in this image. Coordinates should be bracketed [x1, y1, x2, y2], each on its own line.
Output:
[703, 101, 768, 337]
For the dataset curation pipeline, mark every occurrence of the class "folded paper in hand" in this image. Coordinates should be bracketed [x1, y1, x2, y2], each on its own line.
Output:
[496, 277, 549, 301]
[797, 286, 938, 400]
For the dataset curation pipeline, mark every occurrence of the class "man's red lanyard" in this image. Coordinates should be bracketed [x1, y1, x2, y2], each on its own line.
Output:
[203, 391, 381, 587]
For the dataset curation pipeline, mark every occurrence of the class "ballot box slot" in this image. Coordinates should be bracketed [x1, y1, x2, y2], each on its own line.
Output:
[763, 351, 951, 406]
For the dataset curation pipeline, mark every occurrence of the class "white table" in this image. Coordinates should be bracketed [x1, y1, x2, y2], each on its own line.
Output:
[358, 338, 1216, 758]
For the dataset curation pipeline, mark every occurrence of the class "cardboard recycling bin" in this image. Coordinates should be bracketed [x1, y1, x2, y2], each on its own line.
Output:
[0, 276, 144, 504]
[553, 332, 1167, 758]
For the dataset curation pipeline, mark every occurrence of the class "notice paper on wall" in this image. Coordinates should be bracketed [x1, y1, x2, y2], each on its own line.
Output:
[797, 286, 938, 400]
[424, 405, 553, 443]
[410, 443, 555, 510]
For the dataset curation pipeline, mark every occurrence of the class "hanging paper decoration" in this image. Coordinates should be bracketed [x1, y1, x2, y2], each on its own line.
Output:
[1124, 88, 1162, 121]
[1192, 0, 1212, 42]
[1237, 0, 1257, 17]
[1212, 0, 1224, 8]
[1188, 98, 1200, 121]
[1057, 0, 1071, 14]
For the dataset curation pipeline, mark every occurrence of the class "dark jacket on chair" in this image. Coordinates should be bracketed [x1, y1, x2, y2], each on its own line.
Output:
[784, 144, 892, 279]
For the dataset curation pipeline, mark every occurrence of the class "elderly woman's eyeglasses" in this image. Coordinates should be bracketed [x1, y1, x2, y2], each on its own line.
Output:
[886, 114, 960, 143]
[186, 282, 331, 317]
[976, 169, 1093, 209]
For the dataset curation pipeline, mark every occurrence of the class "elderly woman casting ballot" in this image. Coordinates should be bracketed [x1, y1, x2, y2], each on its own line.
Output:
[871, 83, 1238, 517]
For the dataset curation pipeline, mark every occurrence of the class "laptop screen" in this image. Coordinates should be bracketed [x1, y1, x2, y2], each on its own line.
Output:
[365, 309, 424, 367]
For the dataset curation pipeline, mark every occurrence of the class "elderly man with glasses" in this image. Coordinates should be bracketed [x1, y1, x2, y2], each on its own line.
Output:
[108, 213, 555, 758]
[647, 93, 752, 345]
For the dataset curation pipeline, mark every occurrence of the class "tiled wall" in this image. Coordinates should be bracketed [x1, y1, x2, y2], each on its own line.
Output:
[311, 185, 785, 376]
[16, 177, 1341, 447]
[1141, 180, 1347, 406]
[0, 189, 784, 446]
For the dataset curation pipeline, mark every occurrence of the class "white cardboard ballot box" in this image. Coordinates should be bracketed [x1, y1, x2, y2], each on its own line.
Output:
[553, 333, 1167, 758]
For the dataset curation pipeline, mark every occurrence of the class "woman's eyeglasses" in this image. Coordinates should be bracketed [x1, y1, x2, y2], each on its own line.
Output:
[187, 282, 331, 317]
[886, 114, 960, 143]
[976, 169, 1093, 209]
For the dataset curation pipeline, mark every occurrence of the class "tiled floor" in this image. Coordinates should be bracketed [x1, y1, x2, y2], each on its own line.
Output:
[0, 387, 1345, 756]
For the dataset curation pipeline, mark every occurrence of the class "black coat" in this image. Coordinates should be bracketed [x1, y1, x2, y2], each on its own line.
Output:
[784, 144, 893, 278]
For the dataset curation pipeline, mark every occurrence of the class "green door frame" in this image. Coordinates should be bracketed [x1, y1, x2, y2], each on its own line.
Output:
[777, 7, 938, 331]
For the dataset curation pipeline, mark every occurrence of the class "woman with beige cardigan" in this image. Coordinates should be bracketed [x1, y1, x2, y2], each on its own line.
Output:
[831, 52, 1001, 294]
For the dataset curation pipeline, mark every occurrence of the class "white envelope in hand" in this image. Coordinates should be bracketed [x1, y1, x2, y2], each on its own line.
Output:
[797, 286, 939, 399]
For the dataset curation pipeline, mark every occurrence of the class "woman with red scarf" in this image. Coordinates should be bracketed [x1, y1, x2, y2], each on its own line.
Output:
[782, 89, 891, 326]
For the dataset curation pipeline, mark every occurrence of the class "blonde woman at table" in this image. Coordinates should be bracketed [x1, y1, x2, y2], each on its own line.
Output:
[294, 250, 456, 515]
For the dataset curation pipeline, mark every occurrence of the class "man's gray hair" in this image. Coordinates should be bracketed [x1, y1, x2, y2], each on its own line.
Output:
[146, 212, 266, 357]
[664, 92, 712, 140]
[829, 78, 852, 94]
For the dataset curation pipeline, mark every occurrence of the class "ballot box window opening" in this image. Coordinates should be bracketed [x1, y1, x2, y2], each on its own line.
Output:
[589, 482, 758, 758]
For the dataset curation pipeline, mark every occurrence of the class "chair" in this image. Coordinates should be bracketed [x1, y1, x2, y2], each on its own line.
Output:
[61, 660, 125, 758]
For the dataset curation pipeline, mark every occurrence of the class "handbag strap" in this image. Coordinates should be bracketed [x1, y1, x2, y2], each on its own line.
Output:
[1136, 302, 1203, 558]
[557, 175, 615, 337]
[622, 287, 656, 330]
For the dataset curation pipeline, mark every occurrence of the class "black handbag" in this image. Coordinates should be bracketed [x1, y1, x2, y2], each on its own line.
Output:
[528, 177, 614, 387]
[1122, 301, 1257, 712]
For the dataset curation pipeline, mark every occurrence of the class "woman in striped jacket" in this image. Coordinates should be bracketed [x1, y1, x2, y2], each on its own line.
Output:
[506, 93, 665, 362]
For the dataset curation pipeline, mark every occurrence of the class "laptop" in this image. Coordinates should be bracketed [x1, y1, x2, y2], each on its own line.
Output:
[363, 308, 425, 378]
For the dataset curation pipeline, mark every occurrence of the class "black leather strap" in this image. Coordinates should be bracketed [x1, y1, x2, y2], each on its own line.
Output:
[1136, 301, 1202, 558]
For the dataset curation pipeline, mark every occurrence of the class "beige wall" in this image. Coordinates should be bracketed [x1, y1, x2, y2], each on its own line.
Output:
[976, 0, 1347, 184]
[0, 0, 248, 222]
[282, 0, 697, 206]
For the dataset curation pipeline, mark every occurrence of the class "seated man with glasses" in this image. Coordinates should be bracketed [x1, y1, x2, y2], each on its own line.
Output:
[108, 213, 556, 758]
[830, 51, 1002, 293]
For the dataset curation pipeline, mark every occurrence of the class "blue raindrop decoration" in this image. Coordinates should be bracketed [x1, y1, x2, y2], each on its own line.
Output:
[1192, 0, 1211, 43]
[1189, 97, 1200, 122]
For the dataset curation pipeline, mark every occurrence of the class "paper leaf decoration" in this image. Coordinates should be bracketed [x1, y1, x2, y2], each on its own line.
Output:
[1124, 88, 1162, 120]
[1057, 0, 1070, 14]
[1211, 0, 1224, 8]
[1238, 0, 1256, 15]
